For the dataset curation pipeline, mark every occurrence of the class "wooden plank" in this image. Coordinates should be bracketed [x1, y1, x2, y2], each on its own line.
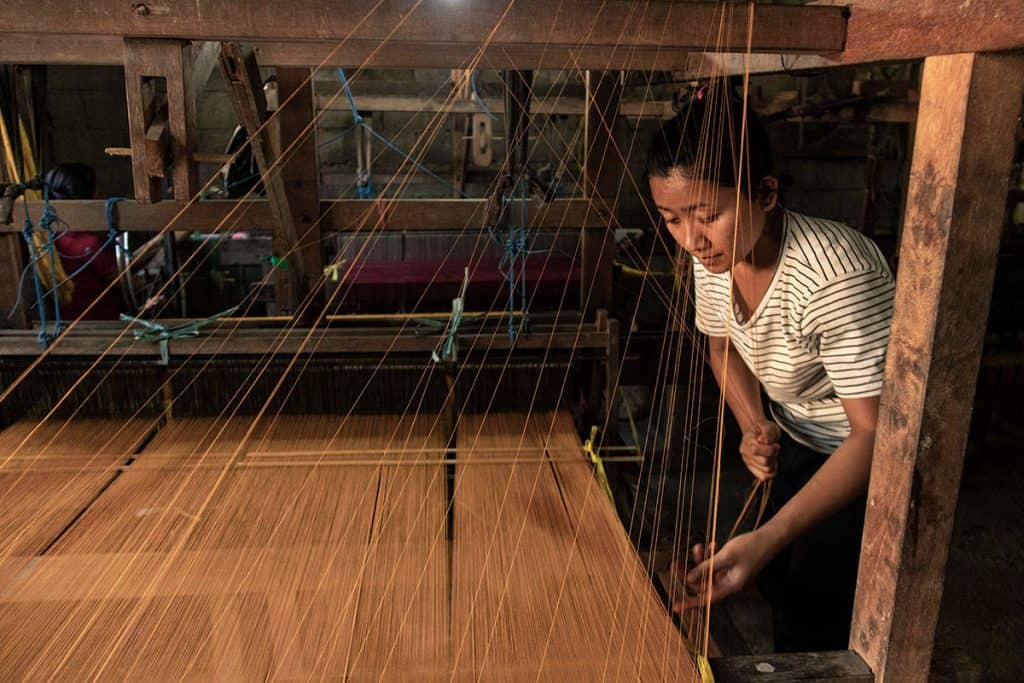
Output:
[5, 199, 276, 234]
[581, 70, 621, 317]
[849, 52, 1024, 682]
[276, 67, 324, 319]
[5, 3, 1024, 69]
[219, 41, 304, 312]
[322, 197, 610, 231]
[317, 93, 676, 118]
[5, 198, 608, 233]
[122, 39, 198, 204]
[0, 34, 691, 70]
[0, 325, 610, 357]
[836, 1, 1024, 65]
[263, 41, 694, 71]
[0, 2, 847, 53]
[712, 651, 873, 683]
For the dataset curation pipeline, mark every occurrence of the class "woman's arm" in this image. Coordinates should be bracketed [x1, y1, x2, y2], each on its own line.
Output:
[677, 395, 878, 609]
[706, 335, 763, 431]
[756, 395, 877, 555]
[706, 335, 782, 480]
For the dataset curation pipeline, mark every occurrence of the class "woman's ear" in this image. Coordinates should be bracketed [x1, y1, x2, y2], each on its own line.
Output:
[758, 176, 779, 212]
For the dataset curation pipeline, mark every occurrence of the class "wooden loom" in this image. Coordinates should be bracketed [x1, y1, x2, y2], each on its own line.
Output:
[0, 1, 1022, 681]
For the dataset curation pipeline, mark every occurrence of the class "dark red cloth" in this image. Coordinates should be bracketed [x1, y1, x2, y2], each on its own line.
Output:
[55, 232, 121, 320]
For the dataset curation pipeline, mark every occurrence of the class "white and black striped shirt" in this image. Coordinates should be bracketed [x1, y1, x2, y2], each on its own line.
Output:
[693, 210, 895, 454]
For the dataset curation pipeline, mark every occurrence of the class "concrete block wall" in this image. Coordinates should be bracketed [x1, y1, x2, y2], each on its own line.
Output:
[46, 66, 132, 197]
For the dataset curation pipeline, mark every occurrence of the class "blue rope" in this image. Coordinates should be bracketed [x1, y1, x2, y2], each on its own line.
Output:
[470, 71, 498, 121]
[30, 197, 125, 314]
[336, 69, 465, 199]
[21, 196, 49, 348]
[38, 185, 65, 335]
[5, 260, 33, 321]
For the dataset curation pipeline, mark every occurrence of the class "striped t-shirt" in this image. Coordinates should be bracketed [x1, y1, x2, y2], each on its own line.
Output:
[693, 209, 895, 454]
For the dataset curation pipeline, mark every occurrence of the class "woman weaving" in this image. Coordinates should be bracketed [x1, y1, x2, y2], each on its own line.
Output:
[650, 95, 895, 652]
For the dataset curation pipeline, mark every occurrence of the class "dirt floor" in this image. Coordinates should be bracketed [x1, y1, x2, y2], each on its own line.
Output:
[934, 407, 1024, 682]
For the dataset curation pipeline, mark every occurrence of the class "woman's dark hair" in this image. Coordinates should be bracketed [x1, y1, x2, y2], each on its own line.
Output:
[646, 93, 773, 195]
[44, 163, 97, 200]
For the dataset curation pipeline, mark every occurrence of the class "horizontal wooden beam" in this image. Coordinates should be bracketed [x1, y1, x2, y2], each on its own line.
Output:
[0, 2, 846, 54]
[3, 5, 1022, 69]
[0, 34, 690, 70]
[0, 323, 609, 357]
[836, 0, 1024, 65]
[4, 199, 609, 233]
[317, 93, 675, 118]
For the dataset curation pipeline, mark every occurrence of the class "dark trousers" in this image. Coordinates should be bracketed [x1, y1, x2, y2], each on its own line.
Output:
[754, 433, 866, 653]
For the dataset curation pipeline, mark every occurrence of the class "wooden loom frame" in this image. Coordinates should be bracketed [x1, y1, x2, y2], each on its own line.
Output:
[0, 2, 1022, 681]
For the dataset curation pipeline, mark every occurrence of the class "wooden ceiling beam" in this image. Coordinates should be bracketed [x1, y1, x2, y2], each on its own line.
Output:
[0, 34, 691, 70]
[0, 2, 846, 53]
[3, 4, 1022, 70]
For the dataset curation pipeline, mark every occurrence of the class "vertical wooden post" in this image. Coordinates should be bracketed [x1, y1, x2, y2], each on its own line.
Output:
[276, 67, 324, 321]
[850, 52, 1024, 682]
[123, 39, 198, 203]
[582, 70, 621, 318]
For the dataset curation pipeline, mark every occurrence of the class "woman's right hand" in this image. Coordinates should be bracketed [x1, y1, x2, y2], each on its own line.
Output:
[740, 420, 781, 481]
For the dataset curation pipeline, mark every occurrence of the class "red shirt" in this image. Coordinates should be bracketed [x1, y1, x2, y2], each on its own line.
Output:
[55, 232, 121, 320]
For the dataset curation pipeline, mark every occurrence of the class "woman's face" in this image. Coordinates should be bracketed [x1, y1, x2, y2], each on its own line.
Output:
[649, 170, 767, 274]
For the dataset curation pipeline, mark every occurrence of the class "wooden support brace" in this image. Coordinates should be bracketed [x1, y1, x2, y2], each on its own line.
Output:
[123, 38, 198, 204]
[850, 52, 1024, 682]
[218, 41, 305, 315]
[276, 67, 324, 320]
[582, 70, 622, 318]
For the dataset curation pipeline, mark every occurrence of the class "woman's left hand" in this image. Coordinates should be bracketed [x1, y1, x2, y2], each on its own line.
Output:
[672, 531, 777, 612]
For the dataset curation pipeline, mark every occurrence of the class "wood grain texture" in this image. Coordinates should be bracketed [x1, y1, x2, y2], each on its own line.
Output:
[219, 41, 304, 311]
[123, 39, 198, 204]
[0, 33, 693, 70]
[0, 321, 610, 356]
[277, 67, 325, 320]
[581, 71, 621, 317]
[0, 2, 846, 53]
[850, 52, 1024, 683]
[4, 198, 608, 234]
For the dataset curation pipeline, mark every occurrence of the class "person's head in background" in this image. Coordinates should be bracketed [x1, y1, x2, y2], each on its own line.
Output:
[44, 163, 97, 201]
[647, 92, 780, 274]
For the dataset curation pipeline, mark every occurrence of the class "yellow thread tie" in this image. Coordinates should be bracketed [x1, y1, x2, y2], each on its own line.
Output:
[323, 263, 342, 282]
[583, 425, 613, 502]
[697, 653, 715, 682]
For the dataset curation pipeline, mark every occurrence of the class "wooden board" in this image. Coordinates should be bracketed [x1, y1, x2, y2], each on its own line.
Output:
[0, 2, 846, 53]
[4, 198, 608, 233]
[0, 323, 611, 357]
[0, 33, 692, 70]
